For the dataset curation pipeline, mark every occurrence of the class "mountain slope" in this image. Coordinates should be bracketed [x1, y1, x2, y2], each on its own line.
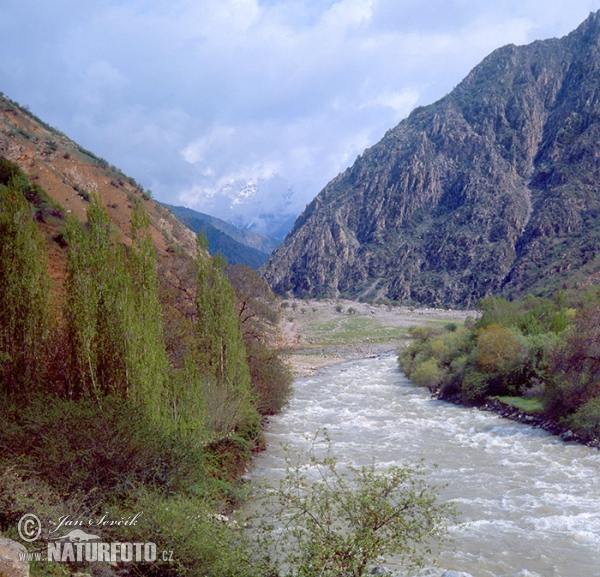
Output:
[0, 93, 197, 288]
[263, 11, 600, 307]
[164, 204, 278, 268]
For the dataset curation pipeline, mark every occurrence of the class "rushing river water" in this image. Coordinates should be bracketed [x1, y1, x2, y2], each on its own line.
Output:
[250, 353, 600, 577]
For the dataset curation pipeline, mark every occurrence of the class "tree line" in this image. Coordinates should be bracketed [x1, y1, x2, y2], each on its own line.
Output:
[0, 157, 454, 576]
[399, 290, 600, 441]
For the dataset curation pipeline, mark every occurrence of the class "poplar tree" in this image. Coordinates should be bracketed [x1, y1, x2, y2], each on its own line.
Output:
[195, 235, 251, 392]
[0, 178, 50, 394]
[195, 235, 258, 438]
[65, 195, 131, 398]
[127, 199, 170, 422]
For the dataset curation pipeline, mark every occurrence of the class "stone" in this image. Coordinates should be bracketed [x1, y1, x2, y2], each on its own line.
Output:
[0, 535, 29, 577]
[263, 11, 600, 308]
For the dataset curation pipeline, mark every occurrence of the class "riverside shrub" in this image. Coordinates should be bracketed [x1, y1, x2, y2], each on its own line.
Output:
[244, 432, 457, 577]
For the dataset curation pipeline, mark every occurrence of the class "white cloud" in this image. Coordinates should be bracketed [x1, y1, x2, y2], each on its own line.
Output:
[0, 0, 598, 234]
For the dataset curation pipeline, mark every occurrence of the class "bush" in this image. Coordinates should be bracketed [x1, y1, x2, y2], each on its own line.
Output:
[462, 371, 489, 405]
[244, 433, 456, 576]
[411, 358, 443, 392]
[544, 304, 600, 420]
[569, 397, 600, 441]
[0, 394, 207, 500]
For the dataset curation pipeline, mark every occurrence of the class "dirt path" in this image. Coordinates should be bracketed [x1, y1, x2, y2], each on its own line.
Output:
[276, 298, 475, 377]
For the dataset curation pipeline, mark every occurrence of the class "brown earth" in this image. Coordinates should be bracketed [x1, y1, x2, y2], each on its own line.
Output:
[0, 96, 197, 294]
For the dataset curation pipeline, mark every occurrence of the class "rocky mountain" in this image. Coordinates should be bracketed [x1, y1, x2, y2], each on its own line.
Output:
[163, 204, 279, 268]
[263, 11, 600, 308]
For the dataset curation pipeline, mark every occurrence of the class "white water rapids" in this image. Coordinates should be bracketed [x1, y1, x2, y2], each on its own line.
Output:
[250, 353, 600, 577]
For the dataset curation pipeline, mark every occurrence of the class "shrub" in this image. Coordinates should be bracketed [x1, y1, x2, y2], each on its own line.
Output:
[475, 324, 522, 374]
[544, 304, 600, 420]
[411, 358, 443, 392]
[569, 397, 600, 441]
[462, 371, 489, 405]
[0, 394, 207, 499]
[244, 433, 456, 576]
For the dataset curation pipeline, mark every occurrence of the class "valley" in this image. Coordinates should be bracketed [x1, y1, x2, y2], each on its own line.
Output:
[276, 298, 473, 376]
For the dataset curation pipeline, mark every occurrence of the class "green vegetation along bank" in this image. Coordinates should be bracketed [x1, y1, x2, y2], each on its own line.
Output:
[0, 158, 454, 577]
[0, 158, 294, 576]
[399, 290, 600, 446]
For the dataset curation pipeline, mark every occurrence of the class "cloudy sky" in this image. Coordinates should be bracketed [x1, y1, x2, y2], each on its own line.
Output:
[1, 0, 599, 235]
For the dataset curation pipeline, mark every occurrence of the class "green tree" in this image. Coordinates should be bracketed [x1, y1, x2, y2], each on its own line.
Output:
[194, 235, 259, 440]
[411, 358, 443, 392]
[64, 196, 130, 398]
[195, 236, 251, 392]
[545, 303, 600, 419]
[226, 264, 293, 415]
[0, 178, 50, 394]
[127, 199, 170, 423]
[245, 433, 456, 577]
[476, 324, 522, 374]
[64, 196, 171, 412]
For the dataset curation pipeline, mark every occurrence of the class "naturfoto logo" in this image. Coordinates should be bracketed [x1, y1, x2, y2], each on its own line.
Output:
[17, 512, 173, 564]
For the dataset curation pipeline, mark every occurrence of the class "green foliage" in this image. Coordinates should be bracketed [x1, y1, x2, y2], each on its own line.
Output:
[0, 161, 296, 576]
[194, 237, 260, 440]
[245, 338, 293, 415]
[461, 371, 489, 405]
[401, 291, 600, 439]
[226, 264, 293, 415]
[476, 295, 571, 335]
[544, 303, 600, 420]
[399, 325, 473, 396]
[244, 433, 456, 576]
[196, 237, 251, 392]
[0, 394, 206, 500]
[64, 196, 132, 398]
[568, 397, 600, 441]
[0, 176, 51, 395]
[411, 358, 443, 392]
[127, 199, 171, 424]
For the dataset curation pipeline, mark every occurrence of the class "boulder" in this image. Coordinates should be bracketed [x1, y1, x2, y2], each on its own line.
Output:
[0, 535, 29, 577]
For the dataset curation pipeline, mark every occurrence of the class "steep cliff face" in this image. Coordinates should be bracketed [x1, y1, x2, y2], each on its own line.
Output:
[263, 12, 600, 307]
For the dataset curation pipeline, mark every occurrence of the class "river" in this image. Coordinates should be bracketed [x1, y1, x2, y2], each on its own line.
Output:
[250, 353, 600, 577]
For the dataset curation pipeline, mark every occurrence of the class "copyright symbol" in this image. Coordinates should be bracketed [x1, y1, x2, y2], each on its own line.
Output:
[18, 514, 41, 542]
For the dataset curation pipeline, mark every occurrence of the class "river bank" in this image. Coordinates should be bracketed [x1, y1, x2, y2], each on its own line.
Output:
[275, 298, 600, 450]
[252, 352, 600, 577]
[277, 298, 474, 377]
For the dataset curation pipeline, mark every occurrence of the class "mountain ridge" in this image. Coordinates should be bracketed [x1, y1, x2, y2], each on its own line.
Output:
[163, 203, 278, 268]
[263, 11, 600, 307]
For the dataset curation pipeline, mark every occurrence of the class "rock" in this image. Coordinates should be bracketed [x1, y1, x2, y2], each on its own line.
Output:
[263, 11, 600, 307]
[441, 571, 474, 577]
[370, 567, 387, 575]
[0, 535, 29, 577]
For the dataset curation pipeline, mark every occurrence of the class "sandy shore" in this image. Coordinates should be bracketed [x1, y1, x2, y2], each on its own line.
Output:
[277, 298, 475, 377]
[283, 343, 398, 377]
